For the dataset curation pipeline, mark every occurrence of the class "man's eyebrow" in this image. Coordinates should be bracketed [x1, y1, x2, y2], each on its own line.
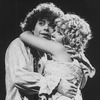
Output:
[39, 19, 46, 21]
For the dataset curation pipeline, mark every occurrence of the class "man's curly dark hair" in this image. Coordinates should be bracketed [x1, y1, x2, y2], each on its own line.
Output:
[20, 2, 64, 32]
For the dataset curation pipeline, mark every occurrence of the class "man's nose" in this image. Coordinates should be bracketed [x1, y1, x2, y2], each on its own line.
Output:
[44, 24, 49, 32]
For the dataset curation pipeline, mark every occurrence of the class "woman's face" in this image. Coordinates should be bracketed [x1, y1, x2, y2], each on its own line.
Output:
[51, 29, 64, 43]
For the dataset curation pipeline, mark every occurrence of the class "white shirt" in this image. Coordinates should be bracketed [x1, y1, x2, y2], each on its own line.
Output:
[5, 38, 46, 100]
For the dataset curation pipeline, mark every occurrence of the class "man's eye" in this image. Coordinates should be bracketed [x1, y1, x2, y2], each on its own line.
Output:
[59, 32, 63, 35]
[39, 20, 45, 26]
[49, 23, 56, 29]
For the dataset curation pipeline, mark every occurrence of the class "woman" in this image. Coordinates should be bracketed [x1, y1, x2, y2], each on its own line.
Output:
[20, 13, 95, 100]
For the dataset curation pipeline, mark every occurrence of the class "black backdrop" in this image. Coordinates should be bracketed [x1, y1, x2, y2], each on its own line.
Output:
[0, 0, 100, 100]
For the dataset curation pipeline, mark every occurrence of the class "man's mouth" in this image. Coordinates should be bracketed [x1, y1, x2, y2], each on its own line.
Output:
[40, 33, 51, 40]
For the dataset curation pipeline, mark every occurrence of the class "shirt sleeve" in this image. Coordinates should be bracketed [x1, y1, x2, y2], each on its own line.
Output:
[5, 38, 44, 95]
[80, 62, 96, 89]
[39, 75, 61, 95]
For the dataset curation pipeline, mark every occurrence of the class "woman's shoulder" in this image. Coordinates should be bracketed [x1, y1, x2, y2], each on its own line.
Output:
[46, 58, 79, 66]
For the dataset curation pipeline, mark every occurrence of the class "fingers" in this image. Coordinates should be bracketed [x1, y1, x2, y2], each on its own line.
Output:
[71, 89, 77, 93]
[64, 93, 76, 99]
[64, 88, 77, 98]
[64, 45, 78, 55]
[57, 79, 78, 98]
[65, 83, 78, 98]
[67, 50, 76, 55]
[64, 45, 72, 49]
[71, 54, 81, 59]
[70, 85, 78, 89]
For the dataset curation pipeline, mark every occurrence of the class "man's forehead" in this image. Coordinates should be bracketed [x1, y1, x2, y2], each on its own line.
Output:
[38, 18, 50, 22]
[38, 18, 56, 28]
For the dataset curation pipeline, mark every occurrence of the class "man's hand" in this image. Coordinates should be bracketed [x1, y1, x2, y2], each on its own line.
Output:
[64, 45, 81, 60]
[57, 79, 78, 98]
[64, 45, 95, 88]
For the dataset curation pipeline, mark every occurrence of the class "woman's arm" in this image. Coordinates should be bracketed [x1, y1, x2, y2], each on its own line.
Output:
[20, 31, 72, 62]
[20, 31, 64, 56]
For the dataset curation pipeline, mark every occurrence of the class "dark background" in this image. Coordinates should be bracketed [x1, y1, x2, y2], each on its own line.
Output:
[0, 0, 100, 100]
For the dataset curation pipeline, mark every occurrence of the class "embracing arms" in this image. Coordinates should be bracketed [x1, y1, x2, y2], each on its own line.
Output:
[20, 31, 71, 62]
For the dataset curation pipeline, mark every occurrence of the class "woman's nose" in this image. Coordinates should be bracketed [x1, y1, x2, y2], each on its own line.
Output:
[51, 31, 56, 37]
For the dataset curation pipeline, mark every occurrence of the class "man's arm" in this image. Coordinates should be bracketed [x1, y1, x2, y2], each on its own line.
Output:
[57, 78, 78, 98]
[64, 45, 96, 88]
[5, 38, 45, 95]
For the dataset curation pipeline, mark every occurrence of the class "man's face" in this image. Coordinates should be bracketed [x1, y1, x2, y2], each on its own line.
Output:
[33, 19, 54, 40]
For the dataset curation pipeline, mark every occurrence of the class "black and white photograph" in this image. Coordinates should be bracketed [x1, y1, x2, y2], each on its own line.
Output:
[0, 0, 100, 100]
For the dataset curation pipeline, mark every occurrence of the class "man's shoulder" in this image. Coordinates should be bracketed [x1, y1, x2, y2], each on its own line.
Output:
[9, 38, 24, 47]
[7, 38, 37, 55]
[7, 38, 25, 51]
[10, 37, 22, 45]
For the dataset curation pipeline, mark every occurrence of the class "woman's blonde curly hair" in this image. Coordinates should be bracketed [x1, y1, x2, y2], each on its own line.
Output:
[55, 13, 92, 53]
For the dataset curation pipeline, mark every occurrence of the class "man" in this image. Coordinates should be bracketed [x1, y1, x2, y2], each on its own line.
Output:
[5, 2, 78, 100]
